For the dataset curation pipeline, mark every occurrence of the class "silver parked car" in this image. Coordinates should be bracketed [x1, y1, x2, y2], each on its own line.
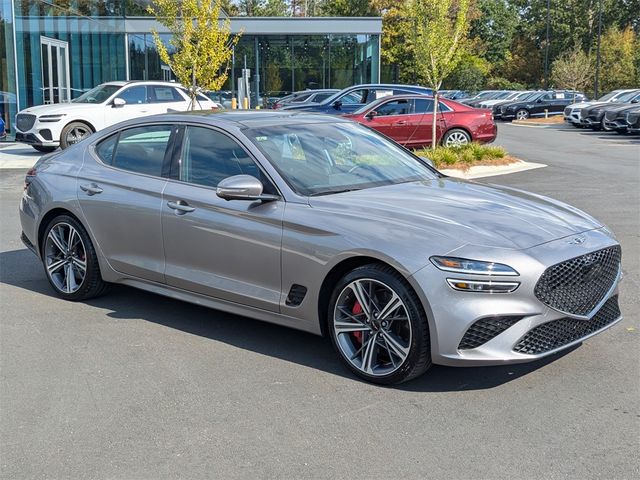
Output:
[19, 111, 623, 384]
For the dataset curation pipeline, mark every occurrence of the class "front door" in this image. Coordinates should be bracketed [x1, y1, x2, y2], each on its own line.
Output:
[41, 36, 70, 104]
[77, 124, 176, 282]
[409, 98, 447, 147]
[162, 125, 284, 312]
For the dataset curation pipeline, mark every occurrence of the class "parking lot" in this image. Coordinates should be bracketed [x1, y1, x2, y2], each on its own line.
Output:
[0, 123, 638, 479]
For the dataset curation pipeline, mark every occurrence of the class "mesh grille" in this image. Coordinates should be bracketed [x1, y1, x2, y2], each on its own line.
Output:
[285, 284, 307, 307]
[16, 114, 36, 132]
[514, 296, 620, 355]
[458, 316, 523, 350]
[605, 110, 618, 121]
[534, 245, 620, 316]
[564, 106, 571, 116]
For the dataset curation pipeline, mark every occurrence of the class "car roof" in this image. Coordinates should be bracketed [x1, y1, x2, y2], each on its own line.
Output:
[102, 80, 185, 88]
[156, 110, 354, 129]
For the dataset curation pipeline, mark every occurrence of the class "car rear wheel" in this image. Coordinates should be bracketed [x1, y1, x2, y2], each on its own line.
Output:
[515, 109, 530, 120]
[60, 122, 93, 149]
[328, 264, 431, 385]
[32, 145, 57, 153]
[42, 215, 108, 301]
[442, 129, 471, 147]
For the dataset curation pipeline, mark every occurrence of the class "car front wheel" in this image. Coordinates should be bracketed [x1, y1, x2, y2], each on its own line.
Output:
[328, 264, 431, 385]
[515, 109, 530, 120]
[42, 215, 108, 301]
[60, 122, 93, 149]
[32, 145, 57, 153]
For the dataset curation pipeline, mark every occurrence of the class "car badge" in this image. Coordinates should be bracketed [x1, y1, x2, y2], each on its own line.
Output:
[567, 235, 586, 245]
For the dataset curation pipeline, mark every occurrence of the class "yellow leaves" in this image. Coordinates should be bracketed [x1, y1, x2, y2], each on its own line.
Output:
[148, 0, 242, 93]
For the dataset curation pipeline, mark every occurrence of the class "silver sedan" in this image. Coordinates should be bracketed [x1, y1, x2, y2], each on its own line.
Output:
[19, 111, 623, 384]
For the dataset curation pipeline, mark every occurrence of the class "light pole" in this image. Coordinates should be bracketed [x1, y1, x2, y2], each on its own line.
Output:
[543, 0, 551, 88]
[594, 0, 603, 98]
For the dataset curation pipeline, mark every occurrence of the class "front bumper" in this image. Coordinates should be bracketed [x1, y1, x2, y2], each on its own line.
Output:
[410, 228, 622, 366]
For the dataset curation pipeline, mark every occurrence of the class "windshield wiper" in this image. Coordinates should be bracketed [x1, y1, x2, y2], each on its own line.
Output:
[309, 188, 362, 197]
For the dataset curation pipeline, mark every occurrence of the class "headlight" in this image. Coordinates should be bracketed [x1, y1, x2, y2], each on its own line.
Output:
[430, 256, 519, 276]
[39, 114, 66, 123]
[446, 279, 520, 293]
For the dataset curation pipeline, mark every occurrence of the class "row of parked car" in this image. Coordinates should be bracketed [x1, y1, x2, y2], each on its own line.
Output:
[563, 89, 640, 134]
[11, 81, 499, 152]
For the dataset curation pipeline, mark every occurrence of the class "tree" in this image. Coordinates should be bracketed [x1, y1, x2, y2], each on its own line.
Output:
[550, 45, 592, 92]
[598, 25, 638, 92]
[148, 0, 242, 109]
[237, 0, 289, 16]
[413, 0, 471, 148]
[319, 0, 379, 16]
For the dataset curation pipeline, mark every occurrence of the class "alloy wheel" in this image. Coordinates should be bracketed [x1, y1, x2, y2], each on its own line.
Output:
[44, 222, 87, 294]
[65, 125, 91, 145]
[333, 278, 412, 376]
[516, 109, 529, 120]
[444, 131, 470, 147]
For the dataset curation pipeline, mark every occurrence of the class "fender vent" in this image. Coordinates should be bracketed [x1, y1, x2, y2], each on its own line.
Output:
[286, 284, 307, 307]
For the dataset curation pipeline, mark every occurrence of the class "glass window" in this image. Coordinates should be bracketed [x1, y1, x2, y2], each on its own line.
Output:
[149, 86, 183, 103]
[413, 98, 435, 114]
[341, 89, 367, 104]
[375, 99, 411, 116]
[181, 127, 275, 192]
[117, 85, 147, 104]
[73, 84, 121, 104]
[112, 125, 172, 176]
[95, 133, 119, 165]
[313, 92, 334, 103]
[247, 122, 437, 196]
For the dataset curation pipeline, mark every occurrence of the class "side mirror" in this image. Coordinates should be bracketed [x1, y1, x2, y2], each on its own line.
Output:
[216, 175, 278, 202]
[536, 98, 543, 103]
[112, 98, 126, 108]
[631, 99, 638, 104]
[333, 100, 342, 109]
[419, 156, 436, 169]
[365, 110, 378, 119]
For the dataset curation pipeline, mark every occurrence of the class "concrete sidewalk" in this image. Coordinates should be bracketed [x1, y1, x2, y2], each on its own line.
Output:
[0, 142, 42, 169]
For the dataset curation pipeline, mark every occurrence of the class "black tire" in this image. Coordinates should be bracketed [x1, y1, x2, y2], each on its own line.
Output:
[59, 121, 94, 149]
[442, 128, 472, 147]
[41, 214, 108, 301]
[32, 145, 57, 153]
[600, 119, 612, 131]
[515, 109, 530, 120]
[327, 263, 431, 385]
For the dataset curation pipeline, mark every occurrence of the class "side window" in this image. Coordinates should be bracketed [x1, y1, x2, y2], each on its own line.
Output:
[375, 99, 411, 116]
[181, 126, 276, 193]
[413, 98, 435, 114]
[116, 86, 147, 105]
[95, 133, 118, 165]
[541, 93, 553, 101]
[341, 90, 367, 104]
[150, 86, 183, 103]
[111, 125, 173, 176]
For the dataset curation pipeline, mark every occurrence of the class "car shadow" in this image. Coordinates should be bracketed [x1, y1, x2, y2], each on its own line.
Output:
[0, 248, 578, 392]
[0, 145, 43, 157]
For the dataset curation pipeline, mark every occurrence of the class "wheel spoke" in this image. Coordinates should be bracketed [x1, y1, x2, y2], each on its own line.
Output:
[71, 256, 86, 273]
[334, 321, 370, 335]
[377, 292, 402, 320]
[361, 333, 378, 374]
[380, 330, 409, 363]
[67, 227, 77, 252]
[351, 281, 372, 319]
[47, 258, 67, 274]
[337, 306, 367, 323]
[48, 228, 67, 253]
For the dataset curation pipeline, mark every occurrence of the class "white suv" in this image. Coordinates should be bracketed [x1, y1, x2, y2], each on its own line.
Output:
[563, 89, 638, 127]
[15, 81, 219, 152]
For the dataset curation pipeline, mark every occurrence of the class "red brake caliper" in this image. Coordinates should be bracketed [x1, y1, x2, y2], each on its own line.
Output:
[352, 301, 363, 344]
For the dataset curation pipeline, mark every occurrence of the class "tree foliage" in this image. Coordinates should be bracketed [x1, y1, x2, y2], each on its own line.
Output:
[148, 0, 242, 109]
[550, 45, 592, 91]
[598, 25, 639, 92]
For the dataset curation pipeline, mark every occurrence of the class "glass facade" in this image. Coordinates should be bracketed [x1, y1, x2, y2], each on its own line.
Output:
[2, 1, 381, 134]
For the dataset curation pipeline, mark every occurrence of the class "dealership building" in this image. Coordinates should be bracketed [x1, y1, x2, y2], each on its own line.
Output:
[0, 0, 382, 132]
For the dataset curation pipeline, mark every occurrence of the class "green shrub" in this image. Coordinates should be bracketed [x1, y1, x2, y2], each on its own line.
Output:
[414, 143, 508, 169]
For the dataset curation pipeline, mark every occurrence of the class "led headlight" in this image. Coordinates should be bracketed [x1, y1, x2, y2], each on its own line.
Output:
[39, 114, 66, 123]
[430, 256, 519, 276]
[446, 279, 520, 293]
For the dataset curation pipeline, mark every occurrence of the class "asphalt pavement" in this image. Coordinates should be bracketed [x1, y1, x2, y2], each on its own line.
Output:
[1, 124, 638, 479]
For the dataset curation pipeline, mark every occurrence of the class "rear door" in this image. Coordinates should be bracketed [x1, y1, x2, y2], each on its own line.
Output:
[161, 125, 284, 312]
[77, 124, 176, 282]
[407, 98, 448, 147]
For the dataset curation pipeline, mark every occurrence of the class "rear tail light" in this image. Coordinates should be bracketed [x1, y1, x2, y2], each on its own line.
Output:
[24, 166, 36, 190]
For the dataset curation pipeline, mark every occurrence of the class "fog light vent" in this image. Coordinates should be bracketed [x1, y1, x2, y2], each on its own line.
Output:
[458, 316, 523, 350]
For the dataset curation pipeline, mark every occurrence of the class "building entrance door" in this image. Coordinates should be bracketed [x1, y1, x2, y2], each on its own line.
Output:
[41, 36, 71, 104]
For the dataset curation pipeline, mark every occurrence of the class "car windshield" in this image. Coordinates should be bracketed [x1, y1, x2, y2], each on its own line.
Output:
[597, 91, 620, 102]
[515, 92, 536, 100]
[615, 90, 639, 102]
[245, 122, 438, 196]
[73, 84, 121, 103]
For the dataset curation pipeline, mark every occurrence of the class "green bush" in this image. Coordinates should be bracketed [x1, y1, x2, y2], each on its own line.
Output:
[415, 143, 507, 169]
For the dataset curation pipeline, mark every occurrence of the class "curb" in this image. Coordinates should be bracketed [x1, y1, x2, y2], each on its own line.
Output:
[440, 160, 547, 179]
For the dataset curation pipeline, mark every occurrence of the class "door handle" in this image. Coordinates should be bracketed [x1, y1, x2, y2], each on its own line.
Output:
[167, 200, 196, 214]
[80, 183, 103, 195]
[393, 120, 407, 125]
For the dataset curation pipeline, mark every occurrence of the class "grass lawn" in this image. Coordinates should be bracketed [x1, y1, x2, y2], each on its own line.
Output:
[414, 143, 519, 171]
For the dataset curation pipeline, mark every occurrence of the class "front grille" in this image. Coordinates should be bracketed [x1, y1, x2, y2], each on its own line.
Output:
[534, 245, 620, 316]
[514, 296, 620, 355]
[458, 316, 523, 350]
[16, 113, 36, 132]
[604, 110, 618, 121]
[564, 106, 571, 116]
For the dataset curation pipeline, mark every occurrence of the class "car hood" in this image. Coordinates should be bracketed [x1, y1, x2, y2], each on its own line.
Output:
[19, 103, 102, 116]
[567, 101, 594, 109]
[308, 179, 601, 250]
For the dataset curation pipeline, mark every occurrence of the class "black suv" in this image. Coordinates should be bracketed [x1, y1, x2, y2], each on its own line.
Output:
[499, 91, 586, 121]
[581, 91, 640, 130]
[627, 109, 640, 134]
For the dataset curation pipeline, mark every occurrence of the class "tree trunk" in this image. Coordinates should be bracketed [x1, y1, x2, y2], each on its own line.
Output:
[431, 91, 439, 150]
[190, 67, 197, 111]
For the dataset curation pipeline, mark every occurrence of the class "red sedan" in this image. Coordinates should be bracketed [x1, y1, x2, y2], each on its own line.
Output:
[343, 94, 497, 148]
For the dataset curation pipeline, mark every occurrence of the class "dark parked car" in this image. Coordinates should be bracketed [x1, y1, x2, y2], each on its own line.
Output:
[281, 84, 433, 115]
[343, 94, 496, 148]
[499, 91, 586, 120]
[581, 91, 640, 130]
[626, 109, 640, 134]
[603, 104, 640, 133]
[272, 89, 340, 109]
[439, 90, 470, 100]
